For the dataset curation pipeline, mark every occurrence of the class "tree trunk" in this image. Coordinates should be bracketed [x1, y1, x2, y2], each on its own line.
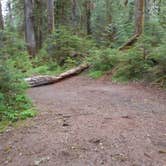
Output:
[135, 0, 145, 35]
[0, 0, 4, 30]
[106, 0, 112, 24]
[34, 0, 44, 50]
[24, 0, 36, 56]
[47, 0, 54, 33]
[25, 63, 89, 87]
[71, 0, 77, 27]
[119, 0, 145, 50]
[7, 0, 13, 29]
[145, 0, 150, 21]
[85, 0, 92, 35]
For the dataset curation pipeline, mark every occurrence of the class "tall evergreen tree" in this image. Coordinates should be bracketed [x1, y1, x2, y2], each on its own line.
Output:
[24, 0, 36, 56]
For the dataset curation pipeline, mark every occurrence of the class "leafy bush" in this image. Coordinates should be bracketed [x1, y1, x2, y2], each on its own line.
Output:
[147, 41, 166, 87]
[88, 48, 120, 72]
[112, 47, 151, 82]
[40, 27, 96, 67]
[88, 71, 104, 79]
[88, 37, 166, 87]
[0, 31, 35, 122]
[0, 31, 32, 74]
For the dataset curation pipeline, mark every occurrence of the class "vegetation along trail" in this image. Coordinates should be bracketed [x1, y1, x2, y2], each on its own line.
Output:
[0, 76, 166, 166]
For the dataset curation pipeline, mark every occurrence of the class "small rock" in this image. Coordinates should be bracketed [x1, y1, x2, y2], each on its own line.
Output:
[100, 160, 105, 165]
[6, 128, 12, 133]
[99, 143, 104, 150]
[89, 138, 101, 144]
[62, 123, 69, 127]
[63, 115, 71, 119]
[121, 115, 131, 119]
[158, 150, 166, 154]
[34, 156, 50, 166]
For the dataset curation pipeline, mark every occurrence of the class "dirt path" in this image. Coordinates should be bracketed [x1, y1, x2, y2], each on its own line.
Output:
[0, 76, 166, 166]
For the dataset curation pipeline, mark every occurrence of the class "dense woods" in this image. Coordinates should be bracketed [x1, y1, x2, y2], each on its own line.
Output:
[0, 0, 166, 122]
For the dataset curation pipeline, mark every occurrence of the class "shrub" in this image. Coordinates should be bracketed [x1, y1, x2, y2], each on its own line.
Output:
[147, 41, 166, 87]
[112, 47, 152, 82]
[88, 37, 166, 87]
[0, 31, 35, 122]
[39, 27, 96, 67]
[88, 48, 120, 72]
[0, 31, 32, 74]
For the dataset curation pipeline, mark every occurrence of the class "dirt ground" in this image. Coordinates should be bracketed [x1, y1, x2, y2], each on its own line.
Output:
[0, 76, 166, 166]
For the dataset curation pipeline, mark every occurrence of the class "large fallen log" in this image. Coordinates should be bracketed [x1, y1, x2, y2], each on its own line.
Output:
[25, 63, 89, 87]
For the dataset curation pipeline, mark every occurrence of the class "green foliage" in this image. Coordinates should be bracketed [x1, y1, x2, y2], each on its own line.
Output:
[112, 48, 151, 82]
[0, 31, 32, 74]
[40, 27, 96, 67]
[0, 30, 35, 122]
[147, 41, 166, 87]
[89, 36, 166, 87]
[20, 109, 37, 120]
[88, 48, 120, 72]
[88, 70, 103, 79]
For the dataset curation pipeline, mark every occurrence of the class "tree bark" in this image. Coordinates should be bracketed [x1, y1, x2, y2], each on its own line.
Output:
[106, 0, 112, 24]
[145, 0, 150, 21]
[119, 0, 145, 50]
[71, 0, 78, 27]
[135, 0, 145, 35]
[0, 0, 4, 30]
[85, 0, 92, 35]
[47, 0, 54, 33]
[34, 0, 44, 50]
[25, 63, 89, 87]
[7, 0, 13, 29]
[24, 0, 36, 56]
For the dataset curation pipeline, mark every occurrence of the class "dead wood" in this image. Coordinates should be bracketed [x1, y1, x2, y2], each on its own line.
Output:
[25, 63, 89, 87]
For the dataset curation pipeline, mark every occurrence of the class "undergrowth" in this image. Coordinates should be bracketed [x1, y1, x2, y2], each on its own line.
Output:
[0, 31, 36, 127]
[88, 35, 166, 87]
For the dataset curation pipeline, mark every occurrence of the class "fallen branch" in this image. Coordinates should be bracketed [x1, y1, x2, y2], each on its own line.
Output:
[119, 34, 139, 51]
[25, 63, 89, 87]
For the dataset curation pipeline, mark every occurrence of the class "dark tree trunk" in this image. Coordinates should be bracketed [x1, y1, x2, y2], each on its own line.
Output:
[0, 1, 4, 30]
[145, 0, 150, 20]
[85, 0, 92, 35]
[34, 0, 44, 50]
[135, 0, 145, 35]
[24, 0, 36, 56]
[106, 0, 112, 24]
[71, 0, 78, 27]
[47, 0, 54, 33]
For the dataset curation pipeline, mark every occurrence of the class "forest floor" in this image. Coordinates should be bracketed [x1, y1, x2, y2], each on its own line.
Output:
[0, 76, 166, 166]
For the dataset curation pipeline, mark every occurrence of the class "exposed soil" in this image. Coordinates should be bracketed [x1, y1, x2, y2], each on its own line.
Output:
[0, 76, 166, 166]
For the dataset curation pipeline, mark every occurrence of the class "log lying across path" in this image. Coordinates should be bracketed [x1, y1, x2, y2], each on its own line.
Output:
[25, 63, 89, 87]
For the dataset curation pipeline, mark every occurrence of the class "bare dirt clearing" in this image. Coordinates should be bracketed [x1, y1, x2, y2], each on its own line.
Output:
[0, 76, 166, 166]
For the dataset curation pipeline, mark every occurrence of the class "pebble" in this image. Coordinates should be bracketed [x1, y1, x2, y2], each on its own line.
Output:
[34, 156, 50, 166]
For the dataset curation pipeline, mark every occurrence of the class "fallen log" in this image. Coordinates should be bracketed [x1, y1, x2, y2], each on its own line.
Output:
[25, 63, 89, 87]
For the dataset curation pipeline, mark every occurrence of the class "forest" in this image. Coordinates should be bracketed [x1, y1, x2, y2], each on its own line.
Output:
[0, 0, 165, 122]
[0, 0, 166, 165]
